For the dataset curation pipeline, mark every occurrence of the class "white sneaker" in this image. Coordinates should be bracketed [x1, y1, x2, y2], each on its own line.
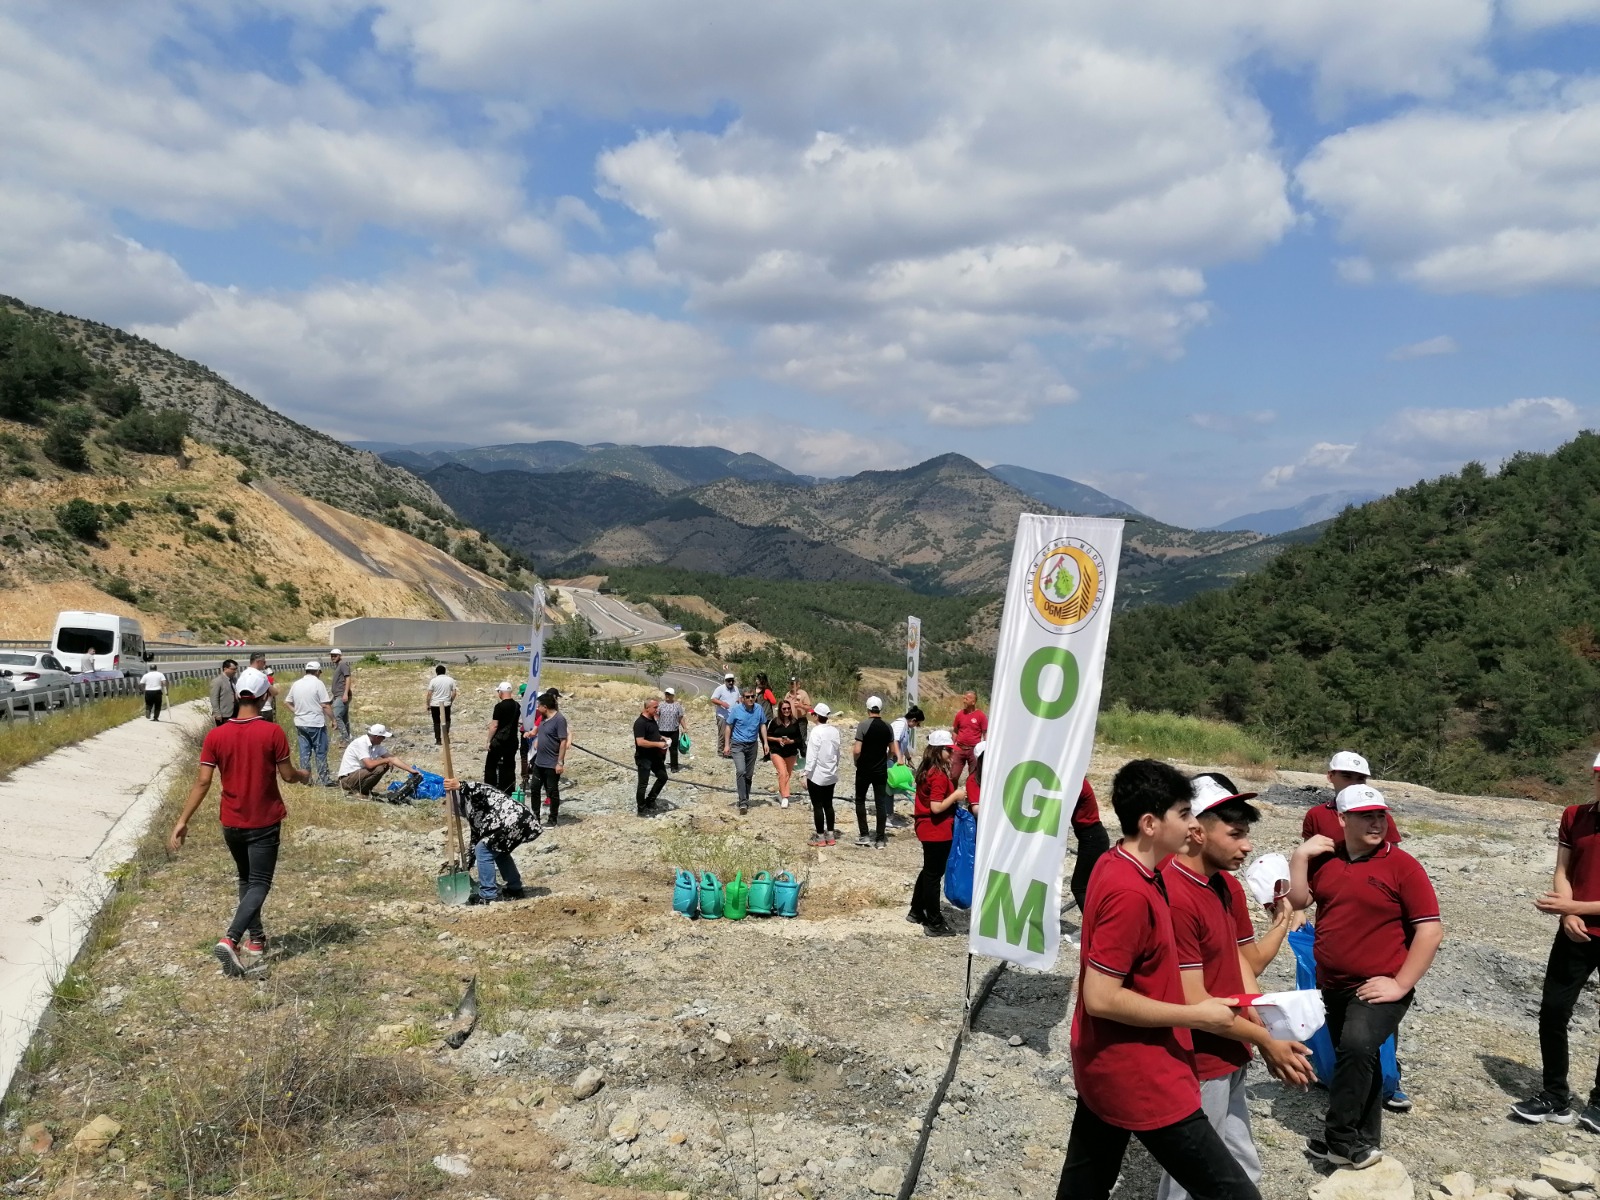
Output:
[780, 797, 790, 808]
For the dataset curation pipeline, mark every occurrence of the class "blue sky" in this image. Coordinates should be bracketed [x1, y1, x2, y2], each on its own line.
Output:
[2, 1, 1598, 525]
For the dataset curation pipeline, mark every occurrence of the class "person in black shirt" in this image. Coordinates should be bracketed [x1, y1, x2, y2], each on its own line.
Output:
[853, 695, 894, 848]
[767, 700, 804, 808]
[633, 697, 670, 815]
[484, 682, 521, 792]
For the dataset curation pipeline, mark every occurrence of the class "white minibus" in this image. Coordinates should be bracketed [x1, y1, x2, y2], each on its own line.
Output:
[51, 611, 146, 674]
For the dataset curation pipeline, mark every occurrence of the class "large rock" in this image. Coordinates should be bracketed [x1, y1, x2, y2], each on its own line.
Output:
[18, 1123, 52, 1157]
[570, 1067, 605, 1100]
[610, 1110, 642, 1143]
[1438, 1175, 1476, 1200]
[71, 1115, 121, 1156]
[1538, 1161, 1599, 1194]
[1517, 1183, 1561, 1200]
[1309, 1158, 1414, 1200]
[867, 1165, 901, 1196]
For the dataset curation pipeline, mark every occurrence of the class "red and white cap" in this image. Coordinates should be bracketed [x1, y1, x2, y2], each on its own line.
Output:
[1335, 783, 1388, 813]
[1190, 774, 1258, 817]
[1328, 750, 1371, 776]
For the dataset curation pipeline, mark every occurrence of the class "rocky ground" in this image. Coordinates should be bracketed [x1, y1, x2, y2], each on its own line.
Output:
[3, 663, 1597, 1199]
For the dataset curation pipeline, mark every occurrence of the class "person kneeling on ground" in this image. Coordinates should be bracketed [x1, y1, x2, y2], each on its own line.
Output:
[445, 776, 541, 904]
[168, 667, 309, 978]
[1058, 759, 1258, 1200]
[1154, 773, 1315, 1200]
[1289, 784, 1442, 1171]
[804, 702, 842, 846]
[1513, 752, 1600, 1129]
[338, 724, 413, 795]
[909, 730, 958, 936]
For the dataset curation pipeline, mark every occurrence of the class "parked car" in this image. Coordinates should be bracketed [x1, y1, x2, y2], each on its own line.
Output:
[0, 651, 77, 699]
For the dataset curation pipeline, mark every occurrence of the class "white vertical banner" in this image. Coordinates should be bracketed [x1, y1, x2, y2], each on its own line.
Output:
[905, 616, 922, 706]
[520, 584, 548, 733]
[969, 515, 1124, 970]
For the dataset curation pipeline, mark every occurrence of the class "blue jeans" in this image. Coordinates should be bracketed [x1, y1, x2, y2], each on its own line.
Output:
[331, 698, 351, 739]
[296, 725, 331, 785]
[475, 841, 523, 900]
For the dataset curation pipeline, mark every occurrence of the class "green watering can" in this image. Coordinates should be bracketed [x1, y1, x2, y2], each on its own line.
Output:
[747, 871, 775, 916]
[886, 763, 915, 794]
[724, 871, 749, 921]
[699, 871, 724, 919]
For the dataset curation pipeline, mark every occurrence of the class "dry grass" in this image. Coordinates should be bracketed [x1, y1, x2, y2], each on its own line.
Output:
[0, 678, 206, 780]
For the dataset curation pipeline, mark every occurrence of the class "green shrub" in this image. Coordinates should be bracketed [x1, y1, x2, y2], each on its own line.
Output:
[91, 380, 142, 419]
[276, 581, 302, 608]
[42, 408, 92, 470]
[56, 498, 103, 542]
[104, 576, 138, 604]
[107, 407, 188, 455]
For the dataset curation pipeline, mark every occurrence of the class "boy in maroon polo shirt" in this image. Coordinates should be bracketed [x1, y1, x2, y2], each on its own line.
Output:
[1511, 753, 1600, 1128]
[169, 667, 309, 978]
[1290, 784, 1442, 1170]
[1156, 773, 1315, 1200]
[1059, 760, 1258, 1200]
[1302, 751, 1403, 845]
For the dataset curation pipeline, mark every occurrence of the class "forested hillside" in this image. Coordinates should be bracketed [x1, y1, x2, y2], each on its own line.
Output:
[1104, 434, 1600, 792]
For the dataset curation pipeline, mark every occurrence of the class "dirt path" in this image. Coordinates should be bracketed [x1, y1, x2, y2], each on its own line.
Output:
[0, 701, 207, 1099]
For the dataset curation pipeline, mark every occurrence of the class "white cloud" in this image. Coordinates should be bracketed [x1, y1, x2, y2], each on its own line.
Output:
[1503, 0, 1600, 28]
[1299, 85, 1600, 293]
[1387, 334, 1459, 360]
[1261, 397, 1583, 488]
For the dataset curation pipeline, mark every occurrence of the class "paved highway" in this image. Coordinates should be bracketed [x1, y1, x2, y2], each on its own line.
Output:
[566, 586, 680, 646]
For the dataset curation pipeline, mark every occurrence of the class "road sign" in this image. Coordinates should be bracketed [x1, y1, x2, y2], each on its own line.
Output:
[224, 639, 245, 647]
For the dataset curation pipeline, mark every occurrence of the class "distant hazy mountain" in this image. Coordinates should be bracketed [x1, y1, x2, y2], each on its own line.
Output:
[350, 439, 478, 455]
[376, 440, 803, 493]
[987, 464, 1145, 517]
[1207, 490, 1381, 535]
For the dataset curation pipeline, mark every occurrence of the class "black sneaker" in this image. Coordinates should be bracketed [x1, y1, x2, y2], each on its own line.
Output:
[873, 838, 888, 850]
[1511, 1095, 1575, 1124]
[502, 887, 527, 900]
[925, 922, 955, 938]
[213, 937, 246, 977]
[1327, 1146, 1382, 1170]
[906, 911, 925, 925]
[1579, 1104, 1600, 1133]
[1383, 1088, 1413, 1112]
[1305, 1138, 1330, 1162]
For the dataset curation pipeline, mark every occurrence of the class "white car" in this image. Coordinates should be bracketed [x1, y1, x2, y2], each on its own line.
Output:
[0, 651, 77, 697]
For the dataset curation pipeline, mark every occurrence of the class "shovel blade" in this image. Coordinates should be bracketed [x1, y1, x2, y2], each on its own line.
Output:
[437, 869, 474, 906]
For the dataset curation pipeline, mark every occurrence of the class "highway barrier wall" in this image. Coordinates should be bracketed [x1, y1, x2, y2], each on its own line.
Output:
[326, 617, 535, 649]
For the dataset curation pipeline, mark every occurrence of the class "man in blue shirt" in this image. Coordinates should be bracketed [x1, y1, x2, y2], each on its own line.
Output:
[727, 687, 770, 815]
[710, 672, 740, 759]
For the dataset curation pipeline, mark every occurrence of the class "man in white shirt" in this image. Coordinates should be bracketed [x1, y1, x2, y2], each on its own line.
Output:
[710, 673, 740, 758]
[139, 665, 168, 721]
[338, 724, 413, 795]
[286, 661, 335, 786]
[83, 648, 97, 676]
[803, 702, 843, 846]
[426, 664, 459, 745]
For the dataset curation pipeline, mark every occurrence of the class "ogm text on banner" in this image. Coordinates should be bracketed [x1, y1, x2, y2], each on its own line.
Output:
[969, 515, 1124, 970]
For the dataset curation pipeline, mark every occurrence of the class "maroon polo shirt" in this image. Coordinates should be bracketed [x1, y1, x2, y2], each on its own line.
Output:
[1308, 841, 1440, 990]
[1559, 803, 1600, 936]
[1163, 860, 1256, 1080]
[1071, 844, 1200, 1130]
[200, 717, 290, 829]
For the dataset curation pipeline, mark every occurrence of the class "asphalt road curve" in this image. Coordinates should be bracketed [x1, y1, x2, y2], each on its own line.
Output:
[566, 587, 680, 646]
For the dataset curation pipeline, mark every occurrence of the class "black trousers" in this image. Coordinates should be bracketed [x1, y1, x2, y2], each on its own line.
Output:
[429, 704, 451, 743]
[636, 754, 667, 808]
[222, 822, 281, 943]
[912, 838, 952, 923]
[1539, 932, 1600, 1107]
[855, 769, 888, 840]
[529, 764, 562, 824]
[1070, 821, 1111, 912]
[1323, 986, 1412, 1153]
[662, 730, 680, 770]
[1057, 1103, 1259, 1200]
[808, 780, 836, 833]
[144, 690, 163, 720]
[484, 741, 517, 793]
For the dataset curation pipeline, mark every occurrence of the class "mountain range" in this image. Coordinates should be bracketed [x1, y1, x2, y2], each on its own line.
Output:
[1205, 490, 1382, 535]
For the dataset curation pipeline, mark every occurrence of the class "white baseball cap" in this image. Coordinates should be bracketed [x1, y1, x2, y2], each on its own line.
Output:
[330, 648, 343, 656]
[496, 681, 514, 693]
[235, 667, 270, 697]
[1190, 773, 1259, 817]
[367, 723, 392, 738]
[927, 729, 954, 747]
[305, 660, 322, 672]
[867, 695, 883, 711]
[813, 701, 832, 718]
[1244, 853, 1291, 906]
[1335, 784, 1388, 814]
[724, 672, 736, 680]
[974, 739, 987, 758]
[663, 686, 676, 695]
[1328, 750, 1371, 776]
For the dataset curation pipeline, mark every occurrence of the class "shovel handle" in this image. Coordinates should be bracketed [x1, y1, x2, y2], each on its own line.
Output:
[441, 728, 469, 871]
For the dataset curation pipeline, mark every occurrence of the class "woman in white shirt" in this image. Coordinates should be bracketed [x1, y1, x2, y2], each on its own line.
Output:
[803, 702, 842, 847]
[425, 664, 459, 745]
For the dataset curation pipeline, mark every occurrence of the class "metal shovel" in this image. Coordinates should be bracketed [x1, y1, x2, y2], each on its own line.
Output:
[436, 728, 474, 905]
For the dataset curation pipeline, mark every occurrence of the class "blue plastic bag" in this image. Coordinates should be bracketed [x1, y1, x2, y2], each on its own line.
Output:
[943, 807, 977, 910]
[1288, 925, 1400, 1095]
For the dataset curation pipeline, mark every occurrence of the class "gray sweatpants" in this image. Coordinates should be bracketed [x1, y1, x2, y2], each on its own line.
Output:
[1155, 1067, 1261, 1200]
